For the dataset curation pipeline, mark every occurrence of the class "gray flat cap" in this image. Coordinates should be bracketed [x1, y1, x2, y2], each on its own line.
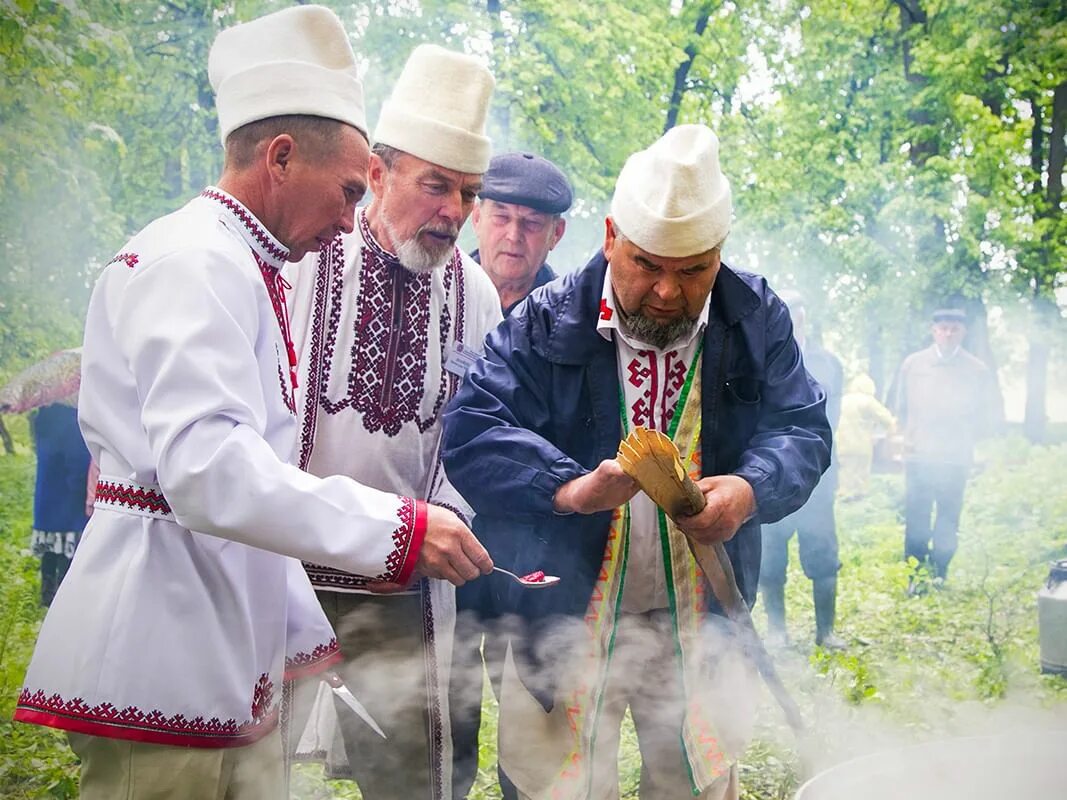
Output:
[932, 308, 967, 323]
[479, 152, 573, 214]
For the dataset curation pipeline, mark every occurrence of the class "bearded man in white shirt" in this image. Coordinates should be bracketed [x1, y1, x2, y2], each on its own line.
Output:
[13, 8, 490, 800]
[285, 44, 504, 800]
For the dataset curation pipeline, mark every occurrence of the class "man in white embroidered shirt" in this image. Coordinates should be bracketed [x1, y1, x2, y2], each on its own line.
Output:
[12, 8, 491, 800]
[285, 44, 503, 799]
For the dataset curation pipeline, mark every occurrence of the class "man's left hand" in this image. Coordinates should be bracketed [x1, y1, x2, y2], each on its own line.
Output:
[674, 475, 756, 545]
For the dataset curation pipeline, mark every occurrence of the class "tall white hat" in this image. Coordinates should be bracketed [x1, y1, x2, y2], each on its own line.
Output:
[373, 44, 494, 174]
[208, 5, 367, 144]
[610, 124, 733, 257]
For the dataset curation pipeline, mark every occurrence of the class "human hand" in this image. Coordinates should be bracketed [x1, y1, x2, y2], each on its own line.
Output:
[414, 504, 493, 586]
[552, 459, 639, 515]
[674, 475, 755, 545]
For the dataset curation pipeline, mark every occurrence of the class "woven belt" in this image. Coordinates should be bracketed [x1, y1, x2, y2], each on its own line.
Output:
[94, 477, 174, 521]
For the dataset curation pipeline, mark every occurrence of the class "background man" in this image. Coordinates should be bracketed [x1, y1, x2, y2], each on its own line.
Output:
[758, 291, 846, 649]
[453, 149, 573, 798]
[442, 125, 831, 800]
[891, 307, 999, 589]
[471, 151, 572, 314]
[14, 8, 489, 800]
[285, 44, 502, 800]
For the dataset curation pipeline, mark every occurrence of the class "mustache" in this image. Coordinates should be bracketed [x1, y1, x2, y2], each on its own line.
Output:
[419, 223, 459, 241]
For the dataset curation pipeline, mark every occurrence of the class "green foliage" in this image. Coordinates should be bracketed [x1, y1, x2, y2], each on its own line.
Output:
[0, 424, 79, 799]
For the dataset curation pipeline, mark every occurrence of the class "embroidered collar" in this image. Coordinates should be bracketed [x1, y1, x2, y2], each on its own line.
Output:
[358, 208, 401, 264]
[199, 187, 289, 270]
[595, 265, 710, 351]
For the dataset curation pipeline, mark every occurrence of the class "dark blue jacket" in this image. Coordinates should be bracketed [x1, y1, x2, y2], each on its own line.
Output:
[441, 252, 830, 704]
[31, 403, 91, 533]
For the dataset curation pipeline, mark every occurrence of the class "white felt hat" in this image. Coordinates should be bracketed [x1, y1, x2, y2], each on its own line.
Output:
[208, 5, 366, 144]
[610, 124, 732, 257]
[373, 44, 494, 174]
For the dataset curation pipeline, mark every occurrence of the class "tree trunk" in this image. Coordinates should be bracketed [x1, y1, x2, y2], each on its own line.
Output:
[486, 0, 510, 140]
[664, 4, 714, 134]
[866, 314, 885, 397]
[0, 416, 13, 456]
[1023, 338, 1049, 444]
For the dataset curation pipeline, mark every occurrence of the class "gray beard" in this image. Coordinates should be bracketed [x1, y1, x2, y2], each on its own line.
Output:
[617, 305, 696, 350]
[380, 210, 455, 274]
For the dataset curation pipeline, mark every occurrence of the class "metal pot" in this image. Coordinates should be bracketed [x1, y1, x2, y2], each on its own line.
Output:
[794, 731, 1067, 800]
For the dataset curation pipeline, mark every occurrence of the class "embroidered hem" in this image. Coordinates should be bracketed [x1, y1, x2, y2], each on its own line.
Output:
[284, 639, 342, 681]
[14, 680, 278, 749]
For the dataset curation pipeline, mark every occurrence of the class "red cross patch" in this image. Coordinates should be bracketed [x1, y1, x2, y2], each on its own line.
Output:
[599, 298, 613, 321]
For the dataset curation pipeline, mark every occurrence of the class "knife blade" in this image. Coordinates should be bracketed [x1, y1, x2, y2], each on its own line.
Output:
[325, 672, 387, 739]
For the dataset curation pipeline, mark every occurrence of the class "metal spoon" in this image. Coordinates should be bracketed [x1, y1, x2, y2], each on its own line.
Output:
[492, 566, 561, 588]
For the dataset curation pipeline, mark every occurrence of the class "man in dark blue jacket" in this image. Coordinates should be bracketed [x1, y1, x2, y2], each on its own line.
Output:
[442, 125, 830, 800]
[759, 291, 845, 649]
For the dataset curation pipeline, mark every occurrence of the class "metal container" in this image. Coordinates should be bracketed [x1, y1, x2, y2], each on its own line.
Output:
[794, 732, 1067, 800]
[1038, 558, 1067, 675]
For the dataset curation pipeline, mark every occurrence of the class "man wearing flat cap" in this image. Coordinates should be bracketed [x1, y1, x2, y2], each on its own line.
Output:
[890, 307, 998, 589]
[13, 7, 491, 799]
[472, 152, 572, 314]
[442, 125, 831, 799]
[285, 43, 502, 799]
[451, 150, 573, 798]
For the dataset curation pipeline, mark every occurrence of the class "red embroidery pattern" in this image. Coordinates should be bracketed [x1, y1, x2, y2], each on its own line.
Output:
[106, 252, 140, 270]
[420, 581, 446, 799]
[256, 255, 297, 413]
[16, 672, 276, 741]
[201, 189, 288, 263]
[599, 298, 613, 321]
[250, 674, 274, 723]
[297, 237, 343, 470]
[285, 639, 339, 673]
[303, 496, 419, 589]
[626, 349, 686, 431]
[95, 480, 171, 516]
[313, 212, 465, 437]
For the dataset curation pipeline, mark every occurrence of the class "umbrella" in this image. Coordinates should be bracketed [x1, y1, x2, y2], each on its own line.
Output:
[0, 348, 82, 413]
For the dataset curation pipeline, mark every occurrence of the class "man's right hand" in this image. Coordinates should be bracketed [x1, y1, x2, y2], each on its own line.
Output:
[552, 459, 639, 515]
[415, 504, 493, 586]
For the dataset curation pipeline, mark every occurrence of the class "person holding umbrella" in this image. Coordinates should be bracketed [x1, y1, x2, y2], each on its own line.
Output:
[0, 348, 91, 605]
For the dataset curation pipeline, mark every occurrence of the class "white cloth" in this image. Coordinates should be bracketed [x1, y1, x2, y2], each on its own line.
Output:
[284, 208, 502, 794]
[15, 189, 424, 748]
[596, 266, 709, 613]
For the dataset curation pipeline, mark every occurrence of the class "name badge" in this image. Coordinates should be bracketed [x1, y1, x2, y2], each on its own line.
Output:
[444, 341, 480, 377]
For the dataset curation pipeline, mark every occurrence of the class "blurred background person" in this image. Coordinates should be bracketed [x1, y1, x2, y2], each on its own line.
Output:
[471, 151, 572, 315]
[0, 348, 90, 606]
[759, 291, 845, 650]
[29, 401, 91, 606]
[836, 373, 895, 501]
[890, 307, 1000, 592]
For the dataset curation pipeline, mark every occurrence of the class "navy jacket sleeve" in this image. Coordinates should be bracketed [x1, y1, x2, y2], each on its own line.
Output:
[442, 310, 588, 521]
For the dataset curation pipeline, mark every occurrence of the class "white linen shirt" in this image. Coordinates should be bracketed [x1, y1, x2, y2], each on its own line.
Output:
[15, 189, 425, 748]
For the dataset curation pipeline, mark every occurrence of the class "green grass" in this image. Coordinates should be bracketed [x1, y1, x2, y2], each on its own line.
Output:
[3, 430, 1066, 799]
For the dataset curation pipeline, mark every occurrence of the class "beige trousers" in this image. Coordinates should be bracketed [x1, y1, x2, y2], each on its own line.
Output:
[502, 611, 743, 800]
[69, 726, 284, 800]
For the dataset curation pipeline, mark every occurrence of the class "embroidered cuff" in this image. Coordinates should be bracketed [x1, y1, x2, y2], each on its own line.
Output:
[394, 498, 427, 587]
